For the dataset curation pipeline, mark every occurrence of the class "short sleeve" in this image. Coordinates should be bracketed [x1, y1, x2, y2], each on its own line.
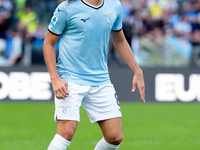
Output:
[112, 2, 123, 31]
[48, 3, 68, 36]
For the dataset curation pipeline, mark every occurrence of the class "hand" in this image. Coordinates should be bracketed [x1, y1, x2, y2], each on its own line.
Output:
[51, 77, 69, 99]
[132, 69, 145, 102]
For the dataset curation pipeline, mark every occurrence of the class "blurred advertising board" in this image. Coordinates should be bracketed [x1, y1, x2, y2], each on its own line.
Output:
[109, 67, 200, 103]
[0, 66, 52, 101]
[0, 66, 200, 102]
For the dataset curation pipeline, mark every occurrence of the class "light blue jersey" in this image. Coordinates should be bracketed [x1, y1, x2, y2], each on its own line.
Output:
[48, 0, 123, 86]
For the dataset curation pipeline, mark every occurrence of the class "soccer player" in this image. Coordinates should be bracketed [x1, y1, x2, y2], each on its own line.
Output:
[43, 0, 145, 149]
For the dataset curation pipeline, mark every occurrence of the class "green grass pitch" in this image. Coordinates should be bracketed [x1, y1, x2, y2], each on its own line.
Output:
[0, 102, 200, 150]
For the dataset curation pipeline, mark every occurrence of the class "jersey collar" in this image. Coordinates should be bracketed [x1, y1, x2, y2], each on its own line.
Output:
[81, 0, 104, 9]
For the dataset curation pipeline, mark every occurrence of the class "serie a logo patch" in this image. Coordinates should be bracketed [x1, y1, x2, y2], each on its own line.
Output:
[50, 16, 58, 28]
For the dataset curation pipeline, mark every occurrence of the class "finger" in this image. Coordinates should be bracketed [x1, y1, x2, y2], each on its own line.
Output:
[55, 89, 66, 99]
[64, 82, 69, 95]
[58, 93, 66, 100]
[55, 92, 62, 99]
[132, 83, 136, 92]
[61, 87, 69, 97]
[139, 86, 145, 102]
[58, 89, 68, 99]
[141, 97, 145, 103]
[64, 88, 69, 95]
[64, 82, 68, 89]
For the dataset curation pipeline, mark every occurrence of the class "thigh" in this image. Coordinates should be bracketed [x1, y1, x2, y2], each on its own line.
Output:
[82, 84, 122, 123]
[54, 82, 89, 122]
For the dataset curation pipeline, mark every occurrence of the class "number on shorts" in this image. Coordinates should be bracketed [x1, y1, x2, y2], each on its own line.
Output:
[115, 93, 120, 106]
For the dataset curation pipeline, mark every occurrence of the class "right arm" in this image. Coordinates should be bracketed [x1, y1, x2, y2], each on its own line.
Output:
[43, 31, 69, 99]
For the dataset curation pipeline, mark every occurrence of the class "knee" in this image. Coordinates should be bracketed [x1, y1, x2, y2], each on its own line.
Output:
[57, 121, 77, 141]
[106, 134, 123, 145]
[112, 134, 123, 145]
[59, 128, 76, 141]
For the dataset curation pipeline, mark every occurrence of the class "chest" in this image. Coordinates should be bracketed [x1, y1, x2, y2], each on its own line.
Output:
[66, 6, 117, 33]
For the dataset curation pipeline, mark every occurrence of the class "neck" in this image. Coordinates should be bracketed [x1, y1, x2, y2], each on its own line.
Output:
[83, 0, 103, 7]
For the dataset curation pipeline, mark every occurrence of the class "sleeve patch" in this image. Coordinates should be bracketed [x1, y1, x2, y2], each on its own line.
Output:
[50, 16, 58, 28]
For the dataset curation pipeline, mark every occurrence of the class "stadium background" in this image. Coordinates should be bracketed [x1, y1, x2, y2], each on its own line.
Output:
[0, 0, 200, 149]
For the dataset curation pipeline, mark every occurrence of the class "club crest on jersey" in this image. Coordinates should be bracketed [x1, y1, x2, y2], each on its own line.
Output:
[103, 13, 112, 23]
[50, 16, 58, 28]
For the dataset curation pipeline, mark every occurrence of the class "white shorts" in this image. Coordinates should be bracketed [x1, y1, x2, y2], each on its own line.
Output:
[54, 82, 122, 123]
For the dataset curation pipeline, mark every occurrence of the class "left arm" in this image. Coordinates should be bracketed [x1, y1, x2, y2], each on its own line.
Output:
[111, 30, 145, 102]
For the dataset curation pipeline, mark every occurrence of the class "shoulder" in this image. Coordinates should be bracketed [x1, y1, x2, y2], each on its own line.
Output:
[57, 0, 80, 12]
[53, 1, 71, 16]
[57, 1, 70, 10]
[107, 0, 121, 4]
[106, 0, 121, 7]
[114, 0, 121, 4]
